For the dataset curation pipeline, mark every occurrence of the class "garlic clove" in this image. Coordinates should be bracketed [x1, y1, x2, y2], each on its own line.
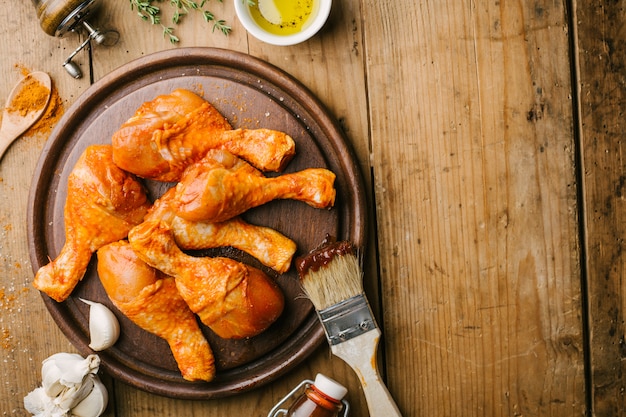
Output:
[41, 358, 65, 398]
[59, 353, 100, 386]
[71, 374, 109, 417]
[54, 370, 94, 411]
[80, 298, 120, 351]
[41, 352, 87, 397]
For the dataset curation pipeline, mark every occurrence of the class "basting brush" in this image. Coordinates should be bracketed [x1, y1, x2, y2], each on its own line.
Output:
[297, 237, 402, 417]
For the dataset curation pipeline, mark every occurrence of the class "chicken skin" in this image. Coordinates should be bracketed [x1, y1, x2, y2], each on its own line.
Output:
[34, 145, 151, 302]
[146, 187, 296, 274]
[128, 219, 284, 339]
[173, 149, 336, 223]
[111, 89, 296, 182]
[172, 216, 295, 274]
[97, 241, 215, 381]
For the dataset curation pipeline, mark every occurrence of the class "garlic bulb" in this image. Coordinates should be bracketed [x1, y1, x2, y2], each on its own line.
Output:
[24, 352, 108, 417]
[41, 353, 99, 400]
[80, 298, 120, 351]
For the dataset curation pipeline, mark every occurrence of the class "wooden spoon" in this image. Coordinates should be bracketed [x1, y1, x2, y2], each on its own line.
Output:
[0, 71, 52, 161]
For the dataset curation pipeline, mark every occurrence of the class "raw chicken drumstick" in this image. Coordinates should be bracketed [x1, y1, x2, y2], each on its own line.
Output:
[128, 219, 285, 339]
[111, 89, 296, 182]
[172, 216, 295, 274]
[146, 187, 297, 274]
[97, 241, 216, 382]
[34, 145, 151, 302]
[173, 149, 336, 223]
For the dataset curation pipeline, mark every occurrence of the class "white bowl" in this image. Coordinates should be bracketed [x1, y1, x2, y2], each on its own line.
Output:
[234, 0, 332, 46]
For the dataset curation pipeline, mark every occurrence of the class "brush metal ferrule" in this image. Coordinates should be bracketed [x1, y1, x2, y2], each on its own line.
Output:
[317, 294, 377, 345]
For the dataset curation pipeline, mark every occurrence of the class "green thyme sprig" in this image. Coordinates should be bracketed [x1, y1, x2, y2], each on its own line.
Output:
[129, 0, 231, 44]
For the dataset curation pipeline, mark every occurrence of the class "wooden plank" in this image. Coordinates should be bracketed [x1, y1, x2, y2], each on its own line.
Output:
[363, 0, 585, 415]
[575, 1, 626, 415]
[0, 2, 96, 415]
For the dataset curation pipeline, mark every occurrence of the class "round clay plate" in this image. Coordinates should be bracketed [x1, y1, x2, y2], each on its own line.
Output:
[27, 48, 366, 399]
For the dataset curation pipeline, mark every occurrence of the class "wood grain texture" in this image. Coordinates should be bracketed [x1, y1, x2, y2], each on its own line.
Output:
[0, 2, 92, 416]
[7, 0, 626, 415]
[575, 1, 626, 415]
[363, 1, 584, 415]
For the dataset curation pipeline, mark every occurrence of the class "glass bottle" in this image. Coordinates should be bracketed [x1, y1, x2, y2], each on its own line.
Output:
[285, 374, 348, 417]
[29, 0, 118, 78]
[30, 0, 101, 36]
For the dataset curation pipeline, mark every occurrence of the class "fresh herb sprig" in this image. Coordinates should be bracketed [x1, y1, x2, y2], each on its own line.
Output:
[130, 0, 231, 44]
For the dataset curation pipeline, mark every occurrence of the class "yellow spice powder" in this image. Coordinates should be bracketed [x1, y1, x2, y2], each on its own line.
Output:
[7, 77, 50, 117]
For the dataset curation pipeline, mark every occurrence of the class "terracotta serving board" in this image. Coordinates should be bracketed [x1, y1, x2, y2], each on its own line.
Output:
[27, 48, 366, 399]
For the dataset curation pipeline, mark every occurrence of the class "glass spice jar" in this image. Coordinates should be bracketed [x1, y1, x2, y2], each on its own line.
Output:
[29, 0, 118, 78]
[30, 0, 101, 36]
[268, 374, 349, 417]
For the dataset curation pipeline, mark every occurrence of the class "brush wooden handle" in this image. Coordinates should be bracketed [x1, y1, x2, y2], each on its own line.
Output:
[331, 329, 403, 417]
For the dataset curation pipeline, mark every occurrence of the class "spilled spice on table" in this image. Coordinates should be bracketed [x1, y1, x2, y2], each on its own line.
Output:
[0, 288, 19, 311]
[1, 327, 12, 350]
[0, 290, 15, 350]
[0, 286, 29, 351]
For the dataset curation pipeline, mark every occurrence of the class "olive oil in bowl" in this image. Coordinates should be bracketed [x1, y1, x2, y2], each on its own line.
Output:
[250, 0, 318, 36]
[234, 0, 331, 45]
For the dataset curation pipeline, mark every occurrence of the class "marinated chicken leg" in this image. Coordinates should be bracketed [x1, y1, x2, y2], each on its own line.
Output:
[173, 216, 295, 274]
[147, 188, 296, 273]
[97, 241, 216, 381]
[34, 145, 150, 302]
[128, 219, 284, 339]
[173, 149, 336, 223]
[111, 89, 295, 182]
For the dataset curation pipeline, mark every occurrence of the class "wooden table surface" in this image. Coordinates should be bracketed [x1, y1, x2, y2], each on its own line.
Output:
[1, 1, 625, 416]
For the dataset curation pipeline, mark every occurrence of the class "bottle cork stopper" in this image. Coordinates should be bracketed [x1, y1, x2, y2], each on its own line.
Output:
[313, 374, 348, 401]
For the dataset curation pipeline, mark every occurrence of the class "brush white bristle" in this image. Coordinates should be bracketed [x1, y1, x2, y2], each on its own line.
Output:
[300, 252, 364, 310]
